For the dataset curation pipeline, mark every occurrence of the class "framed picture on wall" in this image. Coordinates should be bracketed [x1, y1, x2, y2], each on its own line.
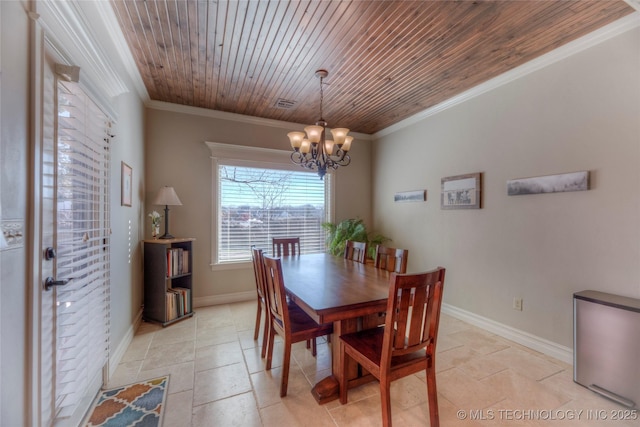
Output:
[507, 171, 589, 196]
[121, 162, 132, 207]
[441, 172, 482, 209]
[394, 190, 427, 203]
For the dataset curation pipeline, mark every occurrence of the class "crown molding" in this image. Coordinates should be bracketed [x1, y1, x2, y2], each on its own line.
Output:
[148, 100, 374, 141]
[625, 0, 640, 13]
[35, 0, 129, 101]
[373, 13, 640, 140]
[93, 0, 150, 103]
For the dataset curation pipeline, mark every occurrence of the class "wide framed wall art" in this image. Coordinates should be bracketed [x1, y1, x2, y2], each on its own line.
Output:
[507, 171, 589, 196]
[394, 190, 427, 203]
[441, 172, 481, 209]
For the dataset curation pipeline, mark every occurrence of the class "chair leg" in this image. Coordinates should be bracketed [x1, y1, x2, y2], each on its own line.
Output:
[261, 308, 270, 358]
[426, 359, 439, 427]
[253, 299, 262, 340]
[280, 341, 291, 397]
[380, 381, 392, 427]
[306, 339, 311, 349]
[265, 325, 276, 371]
[312, 338, 317, 357]
[339, 343, 348, 404]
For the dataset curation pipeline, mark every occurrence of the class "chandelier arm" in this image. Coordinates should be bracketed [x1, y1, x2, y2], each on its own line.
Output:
[291, 151, 309, 165]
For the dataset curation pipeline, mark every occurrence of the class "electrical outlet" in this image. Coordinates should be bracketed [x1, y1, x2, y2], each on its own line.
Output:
[513, 297, 523, 311]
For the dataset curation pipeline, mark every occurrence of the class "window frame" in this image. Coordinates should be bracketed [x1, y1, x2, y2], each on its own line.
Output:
[206, 142, 334, 270]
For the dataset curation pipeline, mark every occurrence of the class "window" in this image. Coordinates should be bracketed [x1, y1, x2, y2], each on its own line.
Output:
[207, 142, 333, 266]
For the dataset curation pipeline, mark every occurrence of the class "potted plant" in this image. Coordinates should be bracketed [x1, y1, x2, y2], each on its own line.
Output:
[321, 218, 390, 259]
[148, 210, 162, 238]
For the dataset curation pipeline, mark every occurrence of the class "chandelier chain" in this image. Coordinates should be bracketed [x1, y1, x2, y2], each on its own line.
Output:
[319, 74, 324, 121]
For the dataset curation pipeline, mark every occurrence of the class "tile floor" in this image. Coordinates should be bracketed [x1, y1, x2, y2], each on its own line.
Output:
[109, 301, 638, 426]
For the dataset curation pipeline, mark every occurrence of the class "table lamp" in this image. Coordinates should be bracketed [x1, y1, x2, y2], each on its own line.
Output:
[153, 186, 182, 239]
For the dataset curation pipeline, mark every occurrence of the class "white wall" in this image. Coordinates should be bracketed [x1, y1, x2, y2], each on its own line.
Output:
[0, 1, 146, 424]
[372, 26, 640, 349]
[145, 106, 373, 301]
[109, 92, 146, 360]
[0, 2, 29, 426]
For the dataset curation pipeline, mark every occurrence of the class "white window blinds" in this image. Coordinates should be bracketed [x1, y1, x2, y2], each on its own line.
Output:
[217, 163, 330, 263]
[55, 79, 111, 418]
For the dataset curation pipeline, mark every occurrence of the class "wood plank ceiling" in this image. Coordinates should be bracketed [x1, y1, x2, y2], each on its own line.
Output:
[111, 0, 634, 135]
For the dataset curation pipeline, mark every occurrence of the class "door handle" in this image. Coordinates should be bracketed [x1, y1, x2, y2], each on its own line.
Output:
[44, 277, 71, 291]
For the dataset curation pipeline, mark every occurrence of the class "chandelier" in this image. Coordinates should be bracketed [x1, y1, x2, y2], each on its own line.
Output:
[287, 69, 353, 179]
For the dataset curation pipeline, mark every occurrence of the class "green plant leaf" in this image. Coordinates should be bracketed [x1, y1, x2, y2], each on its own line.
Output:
[322, 218, 390, 257]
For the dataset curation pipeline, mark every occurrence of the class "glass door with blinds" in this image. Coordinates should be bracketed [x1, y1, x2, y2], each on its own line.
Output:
[50, 78, 111, 425]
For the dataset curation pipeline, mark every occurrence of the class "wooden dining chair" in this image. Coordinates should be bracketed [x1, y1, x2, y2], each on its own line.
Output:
[263, 255, 334, 397]
[374, 245, 409, 274]
[339, 267, 446, 427]
[343, 240, 367, 263]
[271, 237, 318, 351]
[272, 237, 300, 257]
[251, 247, 270, 358]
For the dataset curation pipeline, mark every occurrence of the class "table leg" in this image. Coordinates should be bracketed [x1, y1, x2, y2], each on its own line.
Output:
[310, 317, 359, 404]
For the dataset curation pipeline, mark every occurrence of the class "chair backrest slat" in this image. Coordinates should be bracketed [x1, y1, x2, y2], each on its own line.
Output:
[374, 245, 409, 274]
[344, 240, 367, 263]
[381, 267, 446, 365]
[272, 237, 300, 257]
[409, 288, 427, 347]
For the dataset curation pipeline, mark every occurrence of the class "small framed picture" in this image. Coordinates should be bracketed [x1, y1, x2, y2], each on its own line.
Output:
[121, 162, 132, 207]
[441, 172, 481, 209]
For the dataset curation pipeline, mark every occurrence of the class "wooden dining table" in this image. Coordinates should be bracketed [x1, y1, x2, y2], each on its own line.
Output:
[279, 252, 393, 404]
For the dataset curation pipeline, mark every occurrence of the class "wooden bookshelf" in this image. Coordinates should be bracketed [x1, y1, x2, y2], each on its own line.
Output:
[143, 238, 195, 326]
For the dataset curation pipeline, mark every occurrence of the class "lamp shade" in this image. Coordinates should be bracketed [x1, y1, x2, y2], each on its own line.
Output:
[304, 125, 324, 143]
[341, 136, 354, 152]
[330, 128, 349, 145]
[287, 131, 305, 149]
[153, 186, 182, 206]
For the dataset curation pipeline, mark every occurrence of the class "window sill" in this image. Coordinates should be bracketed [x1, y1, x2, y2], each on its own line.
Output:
[209, 261, 252, 271]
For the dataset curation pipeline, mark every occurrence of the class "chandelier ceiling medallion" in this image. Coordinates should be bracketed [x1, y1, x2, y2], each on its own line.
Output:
[287, 69, 353, 179]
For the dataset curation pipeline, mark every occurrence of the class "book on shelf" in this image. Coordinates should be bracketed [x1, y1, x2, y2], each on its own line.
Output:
[166, 248, 190, 277]
[166, 287, 191, 321]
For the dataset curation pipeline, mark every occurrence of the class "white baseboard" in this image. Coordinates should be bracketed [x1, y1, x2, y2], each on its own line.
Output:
[193, 291, 255, 308]
[107, 308, 143, 379]
[441, 303, 573, 365]
[188, 294, 573, 364]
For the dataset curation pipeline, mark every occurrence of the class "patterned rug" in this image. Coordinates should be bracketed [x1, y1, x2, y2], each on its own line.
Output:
[85, 376, 169, 427]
